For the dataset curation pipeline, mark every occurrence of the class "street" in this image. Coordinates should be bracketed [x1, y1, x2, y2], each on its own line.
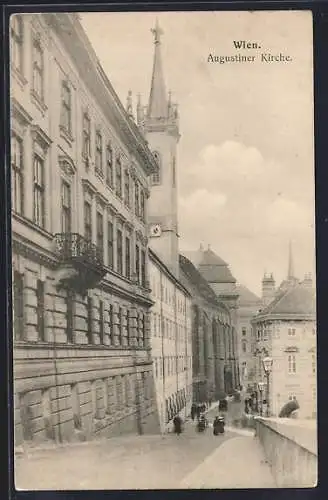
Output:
[15, 401, 275, 490]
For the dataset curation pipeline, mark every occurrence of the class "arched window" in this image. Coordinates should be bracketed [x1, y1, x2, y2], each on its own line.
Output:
[151, 151, 161, 185]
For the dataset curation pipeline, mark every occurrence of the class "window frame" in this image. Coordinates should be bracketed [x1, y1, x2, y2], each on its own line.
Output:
[11, 132, 24, 215]
[33, 153, 45, 228]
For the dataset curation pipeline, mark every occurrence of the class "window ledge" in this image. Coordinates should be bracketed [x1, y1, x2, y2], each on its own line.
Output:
[30, 90, 47, 116]
[11, 65, 27, 89]
[12, 212, 53, 240]
[59, 125, 74, 147]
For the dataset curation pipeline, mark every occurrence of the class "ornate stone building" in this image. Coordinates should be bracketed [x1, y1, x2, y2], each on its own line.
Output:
[185, 245, 240, 390]
[179, 254, 234, 402]
[252, 246, 316, 418]
[11, 13, 160, 446]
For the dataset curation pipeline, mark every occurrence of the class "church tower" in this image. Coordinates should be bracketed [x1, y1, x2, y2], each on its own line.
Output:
[137, 20, 180, 277]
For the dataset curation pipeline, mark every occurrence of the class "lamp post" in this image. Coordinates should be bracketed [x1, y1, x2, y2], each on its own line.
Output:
[257, 381, 265, 416]
[262, 356, 273, 417]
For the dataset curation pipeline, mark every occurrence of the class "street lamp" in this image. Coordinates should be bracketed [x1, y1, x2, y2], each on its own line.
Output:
[257, 381, 265, 416]
[262, 356, 273, 417]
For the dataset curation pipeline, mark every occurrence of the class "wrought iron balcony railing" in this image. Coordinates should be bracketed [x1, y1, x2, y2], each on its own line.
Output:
[54, 233, 104, 268]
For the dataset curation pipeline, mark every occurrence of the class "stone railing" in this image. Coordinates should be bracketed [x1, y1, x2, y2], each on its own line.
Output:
[255, 417, 317, 487]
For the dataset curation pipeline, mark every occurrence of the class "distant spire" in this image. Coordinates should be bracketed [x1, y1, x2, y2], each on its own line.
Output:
[148, 20, 167, 119]
[287, 240, 295, 279]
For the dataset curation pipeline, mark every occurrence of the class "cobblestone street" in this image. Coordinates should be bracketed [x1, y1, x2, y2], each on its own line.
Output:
[15, 402, 275, 490]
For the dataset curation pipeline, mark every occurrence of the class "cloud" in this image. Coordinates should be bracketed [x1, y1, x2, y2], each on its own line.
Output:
[178, 141, 315, 293]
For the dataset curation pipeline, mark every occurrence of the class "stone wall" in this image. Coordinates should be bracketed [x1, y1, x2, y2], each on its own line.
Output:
[255, 417, 317, 487]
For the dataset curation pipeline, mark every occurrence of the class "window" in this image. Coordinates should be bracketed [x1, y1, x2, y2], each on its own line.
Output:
[33, 154, 45, 228]
[11, 133, 24, 215]
[288, 394, 297, 401]
[242, 327, 246, 336]
[288, 327, 296, 337]
[11, 15, 23, 73]
[117, 229, 123, 275]
[242, 341, 247, 353]
[60, 81, 71, 134]
[124, 170, 130, 206]
[115, 157, 122, 198]
[32, 36, 44, 100]
[151, 151, 160, 184]
[135, 244, 140, 283]
[141, 250, 146, 287]
[61, 181, 71, 233]
[36, 280, 45, 341]
[99, 300, 104, 344]
[108, 304, 114, 344]
[125, 236, 131, 279]
[87, 296, 93, 343]
[82, 113, 91, 159]
[106, 144, 113, 187]
[13, 271, 24, 340]
[66, 290, 74, 343]
[118, 307, 123, 344]
[95, 130, 103, 176]
[135, 182, 139, 216]
[96, 212, 104, 258]
[140, 190, 145, 221]
[84, 201, 92, 242]
[126, 309, 130, 344]
[288, 354, 296, 374]
[107, 221, 114, 269]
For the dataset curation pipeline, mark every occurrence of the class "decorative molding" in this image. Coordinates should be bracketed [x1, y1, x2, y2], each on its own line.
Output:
[11, 98, 33, 128]
[11, 65, 28, 90]
[116, 213, 127, 225]
[31, 124, 52, 150]
[95, 192, 108, 207]
[59, 153, 76, 177]
[284, 346, 299, 353]
[82, 178, 97, 196]
[30, 89, 48, 116]
[107, 203, 118, 216]
[12, 236, 58, 269]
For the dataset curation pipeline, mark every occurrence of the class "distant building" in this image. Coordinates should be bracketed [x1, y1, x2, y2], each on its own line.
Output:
[12, 13, 160, 446]
[236, 284, 262, 390]
[252, 264, 316, 418]
[179, 254, 233, 401]
[184, 245, 240, 391]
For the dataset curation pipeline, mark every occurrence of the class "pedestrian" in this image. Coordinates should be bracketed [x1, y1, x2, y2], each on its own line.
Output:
[196, 405, 201, 419]
[191, 404, 196, 421]
[173, 415, 182, 435]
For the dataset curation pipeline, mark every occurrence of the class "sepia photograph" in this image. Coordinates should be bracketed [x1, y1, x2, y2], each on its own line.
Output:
[11, 10, 316, 490]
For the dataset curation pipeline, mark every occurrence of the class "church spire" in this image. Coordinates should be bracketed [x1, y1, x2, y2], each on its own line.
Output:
[287, 239, 295, 279]
[148, 19, 168, 119]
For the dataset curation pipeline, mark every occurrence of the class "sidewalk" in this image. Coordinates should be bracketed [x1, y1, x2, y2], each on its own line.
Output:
[180, 435, 276, 489]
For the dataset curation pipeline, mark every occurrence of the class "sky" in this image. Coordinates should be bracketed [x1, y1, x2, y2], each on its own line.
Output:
[80, 11, 315, 295]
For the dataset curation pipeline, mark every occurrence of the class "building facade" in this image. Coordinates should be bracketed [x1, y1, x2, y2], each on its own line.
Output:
[149, 251, 192, 432]
[185, 245, 240, 390]
[252, 276, 316, 419]
[11, 13, 161, 446]
[236, 284, 262, 391]
[179, 254, 233, 402]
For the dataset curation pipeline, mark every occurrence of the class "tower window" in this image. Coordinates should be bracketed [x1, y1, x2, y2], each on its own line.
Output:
[151, 151, 161, 185]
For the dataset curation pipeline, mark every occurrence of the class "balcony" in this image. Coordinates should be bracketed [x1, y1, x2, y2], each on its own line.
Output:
[53, 233, 107, 293]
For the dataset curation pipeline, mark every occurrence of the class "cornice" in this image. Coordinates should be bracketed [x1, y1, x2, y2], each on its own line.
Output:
[12, 235, 58, 269]
[31, 124, 52, 150]
[11, 98, 33, 126]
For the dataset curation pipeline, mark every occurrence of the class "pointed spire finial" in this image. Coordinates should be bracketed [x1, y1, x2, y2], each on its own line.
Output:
[151, 19, 163, 44]
[126, 90, 134, 118]
[147, 19, 167, 119]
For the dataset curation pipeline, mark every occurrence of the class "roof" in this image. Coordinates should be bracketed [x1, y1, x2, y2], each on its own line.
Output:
[255, 281, 316, 319]
[237, 284, 261, 305]
[149, 249, 191, 298]
[199, 248, 229, 267]
[198, 248, 236, 284]
[179, 254, 225, 308]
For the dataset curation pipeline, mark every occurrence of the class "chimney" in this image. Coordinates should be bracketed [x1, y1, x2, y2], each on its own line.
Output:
[262, 272, 276, 307]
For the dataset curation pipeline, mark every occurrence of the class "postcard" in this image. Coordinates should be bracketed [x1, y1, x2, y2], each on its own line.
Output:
[11, 10, 316, 490]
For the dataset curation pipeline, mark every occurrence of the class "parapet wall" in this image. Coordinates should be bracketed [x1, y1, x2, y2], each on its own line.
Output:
[255, 417, 317, 488]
